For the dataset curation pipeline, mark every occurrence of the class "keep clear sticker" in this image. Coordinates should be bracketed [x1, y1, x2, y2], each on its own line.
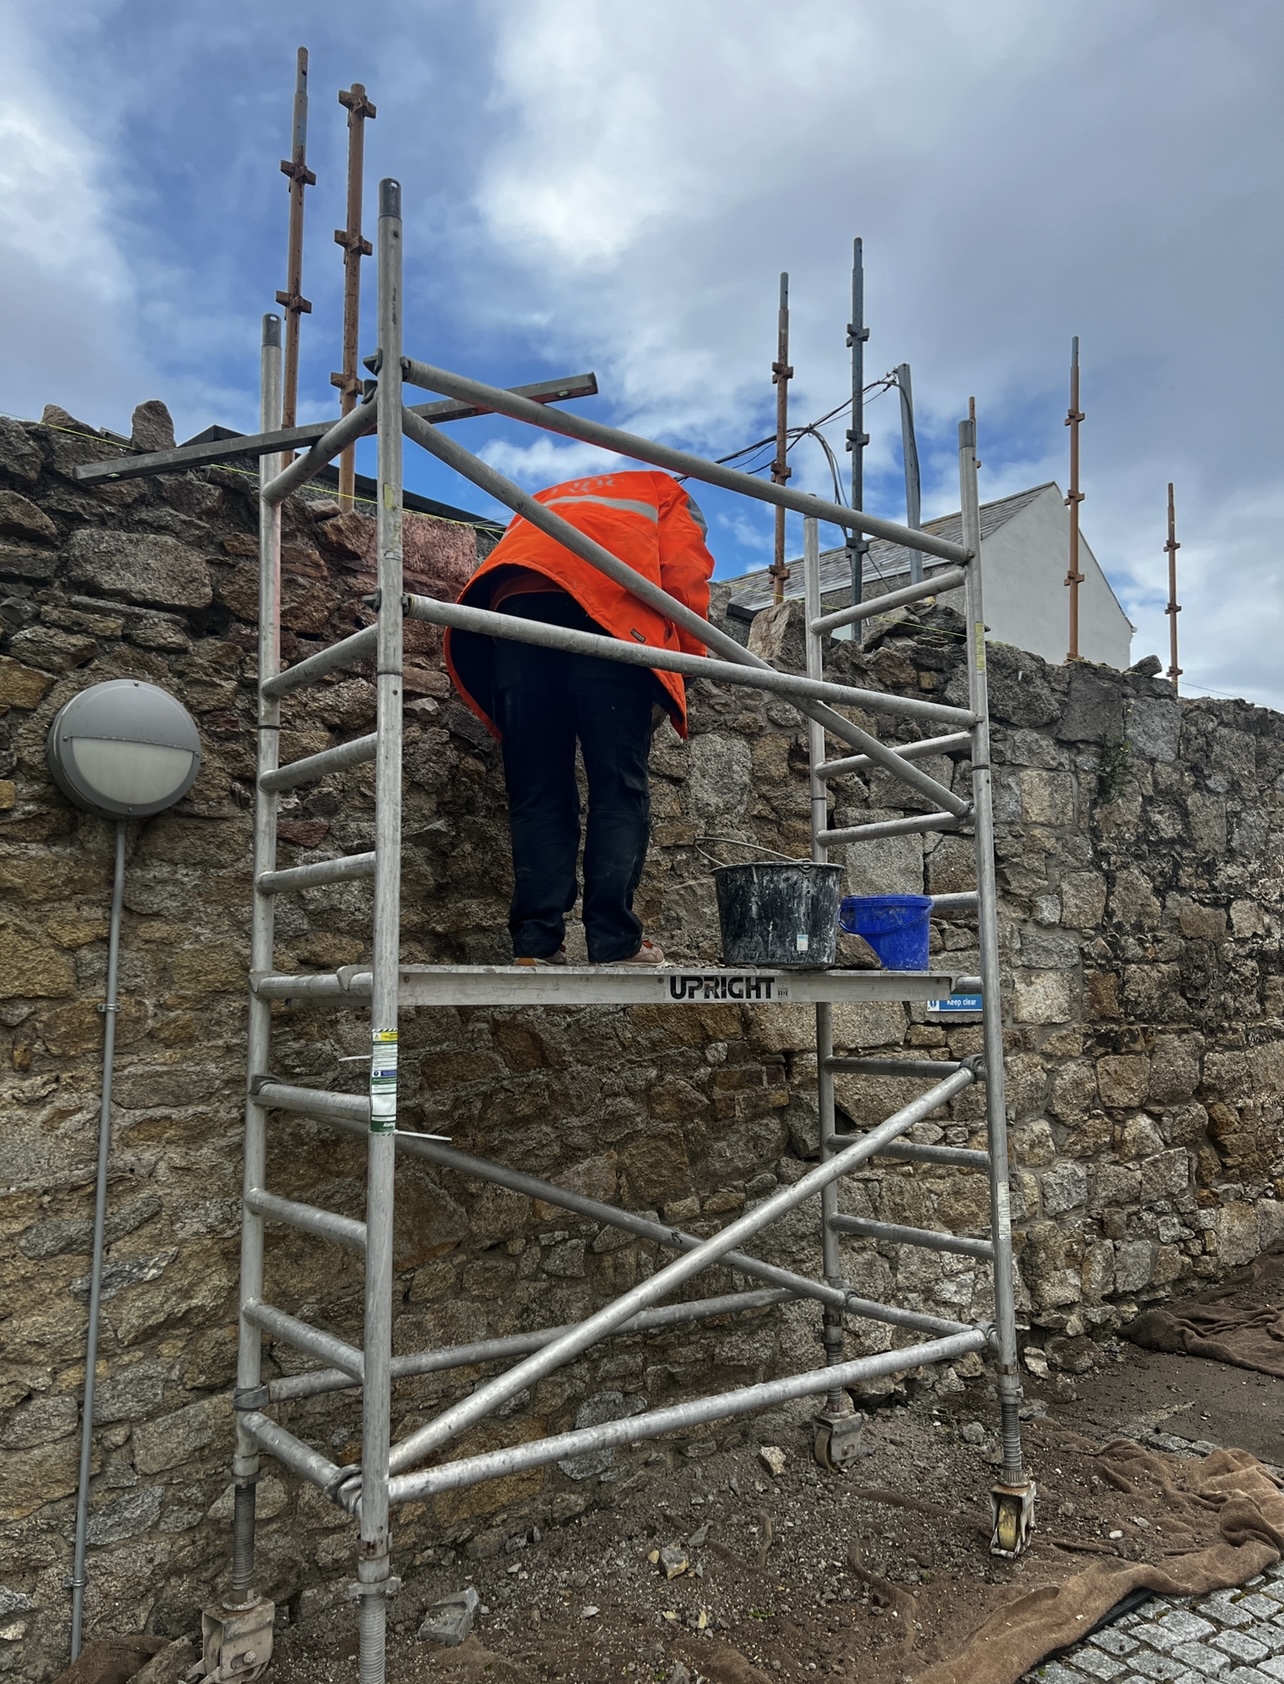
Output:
[370, 1029, 398, 1134]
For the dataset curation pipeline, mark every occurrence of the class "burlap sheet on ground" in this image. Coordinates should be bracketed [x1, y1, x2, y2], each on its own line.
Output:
[1123, 1301, 1284, 1377]
[915, 1444, 1284, 1684]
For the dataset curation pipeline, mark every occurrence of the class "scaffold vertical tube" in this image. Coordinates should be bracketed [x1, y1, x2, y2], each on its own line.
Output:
[958, 418, 1024, 1487]
[357, 178, 405, 1684]
[232, 315, 284, 1595]
[803, 520, 846, 1413]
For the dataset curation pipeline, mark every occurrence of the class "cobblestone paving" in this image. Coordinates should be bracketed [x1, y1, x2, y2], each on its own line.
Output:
[1025, 1560, 1284, 1683]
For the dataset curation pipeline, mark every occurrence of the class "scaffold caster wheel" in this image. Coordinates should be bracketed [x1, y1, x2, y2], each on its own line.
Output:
[989, 1480, 1036, 1557]
[201, 1594, 274, 1682]
[813, 1411, 868, 1472]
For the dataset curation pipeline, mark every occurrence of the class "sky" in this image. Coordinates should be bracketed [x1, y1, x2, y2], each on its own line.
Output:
[1, 0, 1281, 706]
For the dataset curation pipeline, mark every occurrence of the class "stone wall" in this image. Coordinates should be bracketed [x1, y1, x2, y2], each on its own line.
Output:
[1, 411, 1281, 1675]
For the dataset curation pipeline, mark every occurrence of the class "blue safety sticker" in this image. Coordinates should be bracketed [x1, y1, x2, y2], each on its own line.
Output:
[926, 994, 984, 1014]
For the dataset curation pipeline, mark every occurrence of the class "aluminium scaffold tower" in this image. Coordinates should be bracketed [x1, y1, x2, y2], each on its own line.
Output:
[76, 179, 1033, 1684]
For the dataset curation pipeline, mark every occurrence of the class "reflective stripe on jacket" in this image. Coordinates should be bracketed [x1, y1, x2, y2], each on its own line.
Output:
[444, 470, 715, 738]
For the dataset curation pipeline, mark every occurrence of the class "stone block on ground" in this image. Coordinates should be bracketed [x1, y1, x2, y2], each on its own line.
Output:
[418, 1585, 481, 1646]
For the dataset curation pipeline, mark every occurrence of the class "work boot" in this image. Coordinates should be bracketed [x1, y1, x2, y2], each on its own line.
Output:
[597, 939, 665, 966]
[514, 944, 568, 967]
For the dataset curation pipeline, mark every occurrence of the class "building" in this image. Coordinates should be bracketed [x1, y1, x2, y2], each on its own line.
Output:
[722, 482, 1134, 669]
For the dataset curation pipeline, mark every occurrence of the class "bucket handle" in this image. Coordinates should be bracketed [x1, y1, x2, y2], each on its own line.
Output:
[696, 833, 811, 869]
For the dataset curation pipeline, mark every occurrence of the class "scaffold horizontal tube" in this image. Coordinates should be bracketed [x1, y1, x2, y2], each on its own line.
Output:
[399, 360, 971, 563]
[840, 1297, 973, 1336]
[261, 399, 378, 506]
[250, 971, 354, 1000]
[829, 1214, 995, 1259]
[385, 1329, 987, 1504]
[71, 372, 600, 484]
[268, 1288, 796, 1403]
[812, 567, 969, 634]
[824, 811, 965, 845]
[259, 733, 377, 792]
[259, 625, 378, 700]
[954, 976, 983, 993]
[825, 1057, 964, 1078]
[406, 592, 977, 740]
[381, 1064, 975, 1478]
[829, 1137, 990, 1169]
[238, 1411, 346, 1494]
[256, 852, 377, 895]
[243, 1301, 364, 1378]
[252, 1079, 371, 1127]
[816, 731, 973, 781]
[243, 1189, 367, 1252]
[930, 892, 979, 914]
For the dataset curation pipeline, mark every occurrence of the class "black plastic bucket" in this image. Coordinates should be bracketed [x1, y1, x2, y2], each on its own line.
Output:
[713, 862, 843, 968]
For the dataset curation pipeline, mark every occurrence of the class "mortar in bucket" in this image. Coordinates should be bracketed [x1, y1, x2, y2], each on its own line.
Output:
[706, 840, 842, 968]
[839, 893, 932, 970]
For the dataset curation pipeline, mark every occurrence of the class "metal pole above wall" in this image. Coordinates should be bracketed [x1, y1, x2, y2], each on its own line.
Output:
[895, 362, 923, 585]
[845, 238, 870, 610]
[769, 272, 793, 604]
[276, 47, 316, 435]
[1064, 336, 1085, 661]
[1165, 481, 1182, 691]
[331, 82, 377, 509]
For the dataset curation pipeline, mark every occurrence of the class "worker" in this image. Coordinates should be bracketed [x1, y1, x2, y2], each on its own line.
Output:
[445, 470, 716, 966]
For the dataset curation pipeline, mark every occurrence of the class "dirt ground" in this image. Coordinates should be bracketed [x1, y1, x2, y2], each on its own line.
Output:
[265, 1254, 1284, 1684]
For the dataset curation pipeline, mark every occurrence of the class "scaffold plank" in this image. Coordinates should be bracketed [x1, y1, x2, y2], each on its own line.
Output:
[249, 963, 957, 1007]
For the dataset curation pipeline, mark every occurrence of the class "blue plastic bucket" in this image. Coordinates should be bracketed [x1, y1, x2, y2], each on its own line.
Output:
[838, 893, 932, 971]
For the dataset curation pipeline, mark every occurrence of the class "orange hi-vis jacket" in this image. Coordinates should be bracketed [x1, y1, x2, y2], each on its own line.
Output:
[444, 470, 716, 739]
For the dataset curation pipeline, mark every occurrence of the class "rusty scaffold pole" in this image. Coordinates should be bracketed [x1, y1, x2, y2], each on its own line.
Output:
[276, 47, 316, 435]
[845, 238, 870, 609]
[894, 362, 923, 585]
[1165, 481, 1181, 691]
[769, 272, 793, 604]
[331, 82, 377, 508]
[1064, 335, 1085, 661]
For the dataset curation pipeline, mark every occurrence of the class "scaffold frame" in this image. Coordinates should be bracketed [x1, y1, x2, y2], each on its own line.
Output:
[76, 177, 1032, 1684]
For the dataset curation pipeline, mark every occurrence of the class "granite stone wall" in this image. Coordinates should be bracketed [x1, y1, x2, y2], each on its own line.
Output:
[1, 410, 1281, 1675]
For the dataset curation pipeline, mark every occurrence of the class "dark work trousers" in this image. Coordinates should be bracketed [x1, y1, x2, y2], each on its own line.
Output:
[493, 593, 658, 963]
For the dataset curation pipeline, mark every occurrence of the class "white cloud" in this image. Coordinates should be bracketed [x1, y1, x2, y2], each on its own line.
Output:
[478, 434, 625, 485]
[0, 3, 145, 425]
[464, 0, 1284, 704]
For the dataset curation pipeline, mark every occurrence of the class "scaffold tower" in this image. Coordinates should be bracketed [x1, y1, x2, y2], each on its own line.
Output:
[76, 178, 1033, 1684]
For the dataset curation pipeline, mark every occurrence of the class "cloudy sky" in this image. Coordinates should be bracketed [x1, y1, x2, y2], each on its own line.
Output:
[2, 1, 1281, 705]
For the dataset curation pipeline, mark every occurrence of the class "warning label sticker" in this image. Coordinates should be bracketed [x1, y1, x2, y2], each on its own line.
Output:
[370, 1028, 398, 1132]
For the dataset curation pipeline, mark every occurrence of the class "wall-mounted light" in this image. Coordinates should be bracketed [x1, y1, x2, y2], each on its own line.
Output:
[46, 677, 201, 820]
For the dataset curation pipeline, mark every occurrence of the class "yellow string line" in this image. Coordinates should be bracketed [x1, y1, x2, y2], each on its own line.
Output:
[1, 410, 505, 536]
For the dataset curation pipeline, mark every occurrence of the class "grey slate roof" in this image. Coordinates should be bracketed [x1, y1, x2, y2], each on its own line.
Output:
[725, 482, 1054, 619]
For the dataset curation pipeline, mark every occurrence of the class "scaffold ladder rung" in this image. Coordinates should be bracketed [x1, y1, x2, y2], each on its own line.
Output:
[243, 1189, 367, 1251]
[825, 1056, 966, 1077]
[243, 1302, 365, 1378]
[868, 1140, 991, 1169]
[250, 1078, 370, 1127]
[256, 851, 377, 895]
[823, 811, 964, 845]
[259, 732, 377, 792]
[828, 1213, 995, 1259]
[816, 729, 973, 780]
[259, 625, 378, 699]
